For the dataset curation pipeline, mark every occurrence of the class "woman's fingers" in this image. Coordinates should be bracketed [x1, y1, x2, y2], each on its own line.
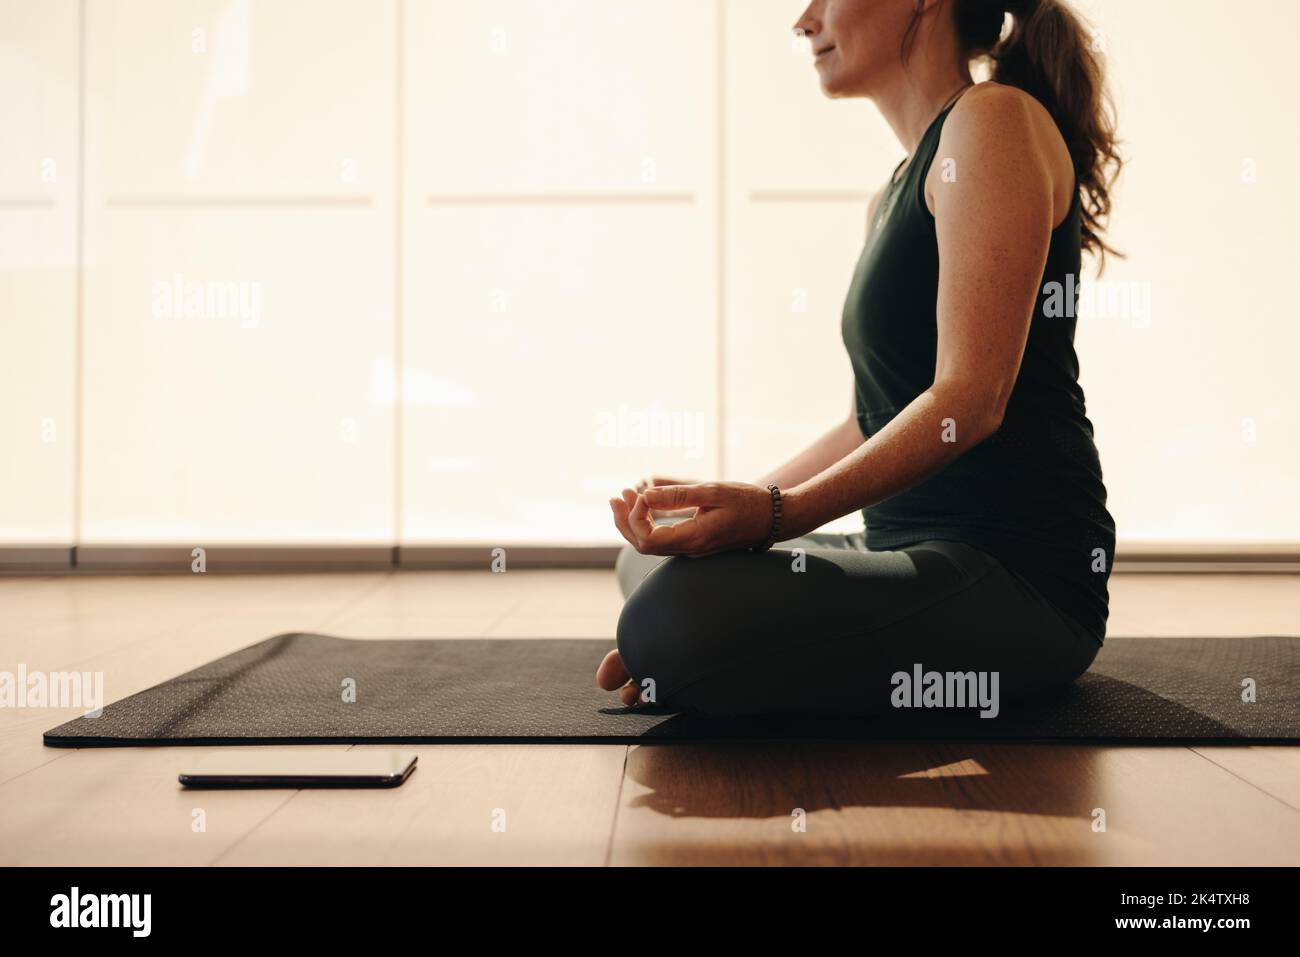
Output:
[610, 489, 664, 553]
[650, 510, 720, 554]
[642, 483, 724, 511]
[632, 478, 706, 520]
[648, 504, 699, 522]
[612, 486, 723, 557]
[626, 488, 657, 543]
[608, 497, 641, 549]
[644, 514, 684, 546]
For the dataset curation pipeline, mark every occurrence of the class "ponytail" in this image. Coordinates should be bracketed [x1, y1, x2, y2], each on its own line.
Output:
[905, 0, 1124, 271]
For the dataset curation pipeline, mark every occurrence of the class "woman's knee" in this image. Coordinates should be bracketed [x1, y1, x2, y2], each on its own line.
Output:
[615, 555, 726, 706]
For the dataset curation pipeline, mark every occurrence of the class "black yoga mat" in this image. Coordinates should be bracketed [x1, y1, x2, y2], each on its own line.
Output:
[43, 632, 1300, 746]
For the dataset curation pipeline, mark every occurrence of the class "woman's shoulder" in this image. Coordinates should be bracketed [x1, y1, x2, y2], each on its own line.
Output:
[944, 80, 1056, 151]
[929, 81, 1075, 219]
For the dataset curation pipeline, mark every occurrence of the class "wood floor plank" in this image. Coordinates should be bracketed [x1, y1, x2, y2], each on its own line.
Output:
[0, 572, 388, 672]
[486, 615, 615, 638]
[1191, 745, 1300, 813]
[0, 576, 389, 784]
[0, 710, 83, 787]
[608, 741, 1300, 866]
[1106, 573, 1300, 636]
[2, 569, 1297, 866]
[504, 569, 624, 618]
[216, 744, 628, 866]
[0, 745, 352, 865]
[323, 569, 524, 637]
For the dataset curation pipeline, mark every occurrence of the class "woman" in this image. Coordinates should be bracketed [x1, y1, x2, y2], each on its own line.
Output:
[599, 0, 1121, 718]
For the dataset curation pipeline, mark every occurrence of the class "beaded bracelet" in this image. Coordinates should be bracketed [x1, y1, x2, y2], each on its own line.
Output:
[748, 484, 782, 553]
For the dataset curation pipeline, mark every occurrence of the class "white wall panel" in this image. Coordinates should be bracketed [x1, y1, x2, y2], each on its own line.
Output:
[402, 0, 718, 543]
[0, 0, 78, 544]
[3, 0, 1296, 549]
[724, 203, 861, 486]
[91, 0, 390, 197]
[80, 0, 396, 543]
[413, 0, 715, 195]
[80, 209, 394, 542]
[1074, 0, 1300, 540]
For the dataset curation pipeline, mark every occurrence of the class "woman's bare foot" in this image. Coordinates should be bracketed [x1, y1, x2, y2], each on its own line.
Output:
[596, 648, 642, 707]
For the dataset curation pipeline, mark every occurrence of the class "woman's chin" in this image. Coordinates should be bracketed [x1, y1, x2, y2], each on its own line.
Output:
[820, 77, 848, 98]
[817, 70, 853, 98]
[817, 63, 871, 99]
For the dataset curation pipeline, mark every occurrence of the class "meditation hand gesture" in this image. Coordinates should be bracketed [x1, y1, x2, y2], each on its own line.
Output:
[609, 482, 774, 558]
[633, 475, 700, 520]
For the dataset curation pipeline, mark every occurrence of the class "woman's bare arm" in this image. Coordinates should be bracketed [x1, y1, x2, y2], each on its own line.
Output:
[779, 87, 1057, 539]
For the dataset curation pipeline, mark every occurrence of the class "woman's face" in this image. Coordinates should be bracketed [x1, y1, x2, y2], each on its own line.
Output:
[793, 0, 919, 98]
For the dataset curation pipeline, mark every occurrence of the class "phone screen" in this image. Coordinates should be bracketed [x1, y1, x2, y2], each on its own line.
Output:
[178, 749, 418, 788]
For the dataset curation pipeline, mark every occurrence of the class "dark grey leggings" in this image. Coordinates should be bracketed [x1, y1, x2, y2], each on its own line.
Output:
[615, 530, 1101, 718]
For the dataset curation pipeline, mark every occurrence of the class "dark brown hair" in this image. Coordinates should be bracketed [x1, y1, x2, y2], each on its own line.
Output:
[904, 0, 1123, 271]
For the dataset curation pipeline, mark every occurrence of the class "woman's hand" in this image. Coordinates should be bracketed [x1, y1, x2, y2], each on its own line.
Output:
[609, 481, 774, 557]
[634, 475, 701, 520]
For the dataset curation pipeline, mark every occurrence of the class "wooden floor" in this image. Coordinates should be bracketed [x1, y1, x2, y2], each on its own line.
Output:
[1, 569, 1298, 866]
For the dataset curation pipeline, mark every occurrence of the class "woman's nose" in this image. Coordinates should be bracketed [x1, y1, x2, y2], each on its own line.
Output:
[792, 3, 819, 41]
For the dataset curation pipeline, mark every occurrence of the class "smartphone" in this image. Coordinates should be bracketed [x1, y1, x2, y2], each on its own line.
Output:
[178, 749, 418, 789]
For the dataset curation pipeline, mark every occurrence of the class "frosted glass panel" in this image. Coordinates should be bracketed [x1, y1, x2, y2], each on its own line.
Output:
[89, 0, 392, 196]
[402, 0, 718, 543]
[402, 205, 717, 542]
[2, 0, 1296, 549]
[724, 204, 861, 486]
[79, 0, 395, 543]
[80, 210, 394, 542]
[1073, 0, 1300, 540]
[0, 0, 78, 543]
[410, 0, 715, 194]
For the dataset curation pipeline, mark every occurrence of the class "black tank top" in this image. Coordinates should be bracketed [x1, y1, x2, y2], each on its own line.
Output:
[840, 94, 1116, 643]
